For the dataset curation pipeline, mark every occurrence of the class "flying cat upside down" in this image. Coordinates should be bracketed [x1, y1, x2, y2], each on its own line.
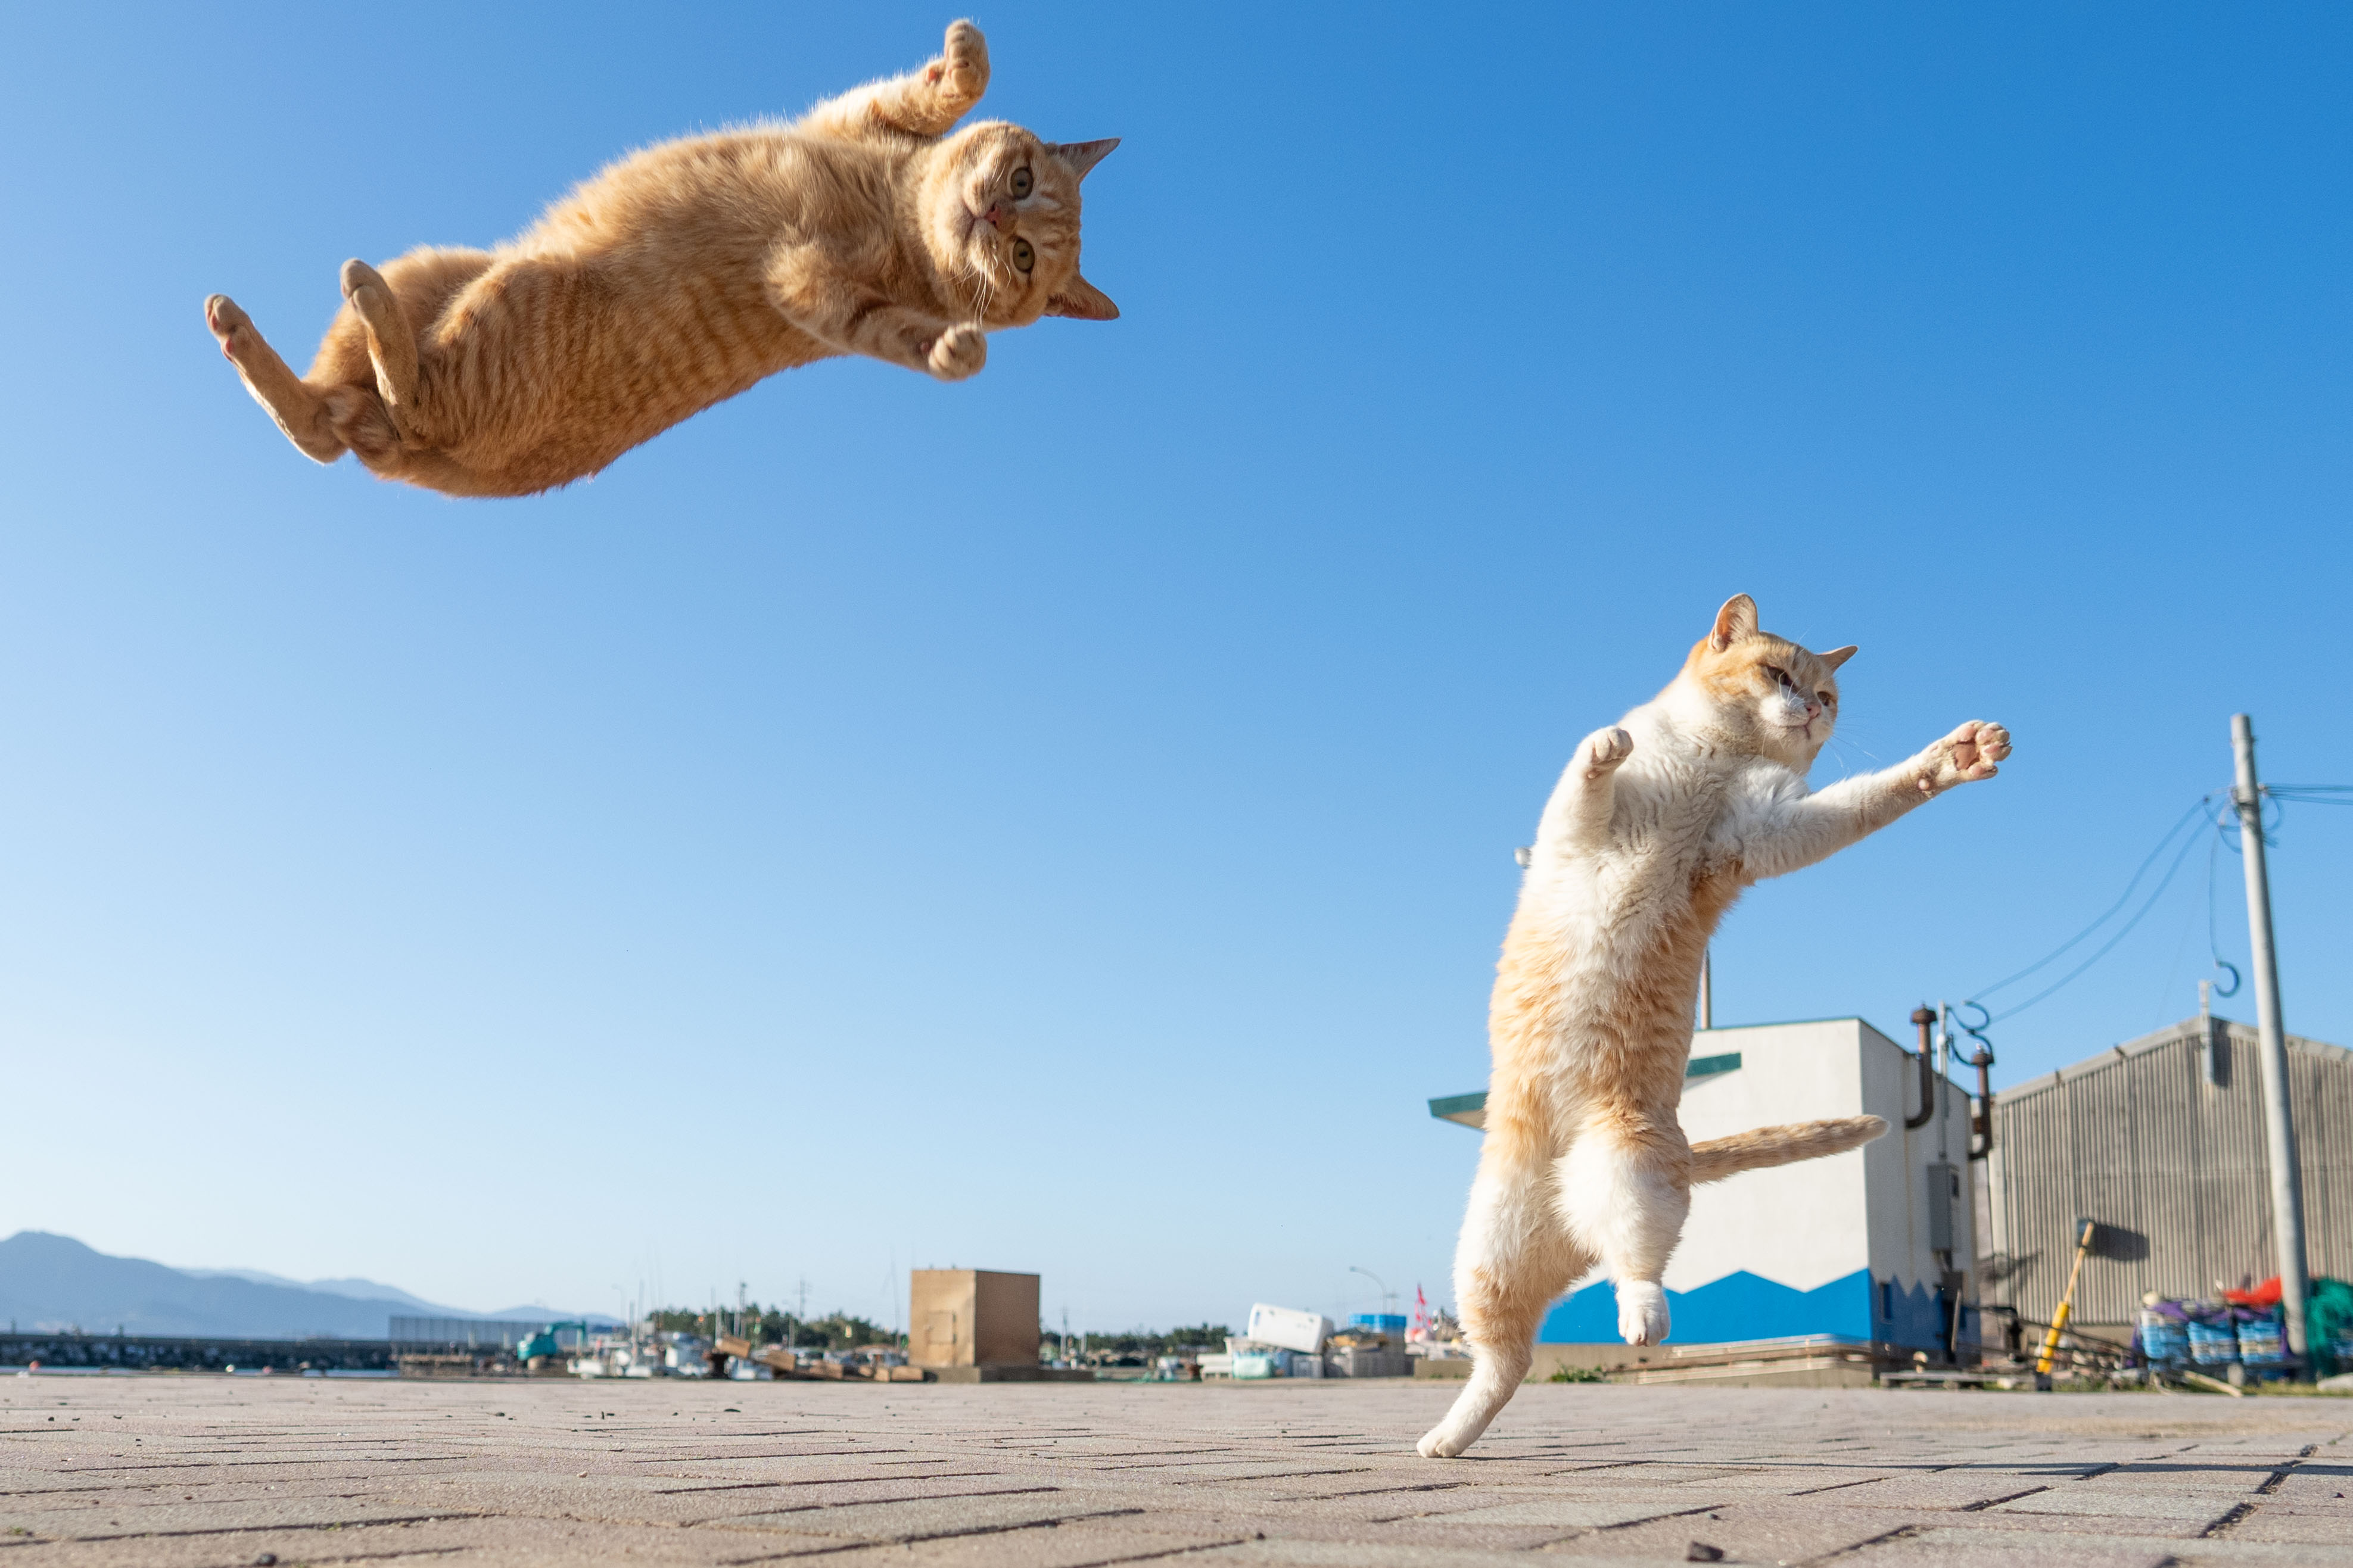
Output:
[1418, 595, 2011, 1459]
[203, 21, 1116, 498]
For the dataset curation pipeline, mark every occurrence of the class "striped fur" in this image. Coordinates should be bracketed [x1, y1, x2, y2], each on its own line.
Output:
[203, 21, 1118, 498]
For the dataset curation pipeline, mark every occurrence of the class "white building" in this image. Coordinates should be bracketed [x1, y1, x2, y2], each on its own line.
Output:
[1430, 1017, 1976, 1357]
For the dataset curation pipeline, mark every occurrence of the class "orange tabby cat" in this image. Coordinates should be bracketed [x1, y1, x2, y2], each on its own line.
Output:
[203, 21, 1118, 498]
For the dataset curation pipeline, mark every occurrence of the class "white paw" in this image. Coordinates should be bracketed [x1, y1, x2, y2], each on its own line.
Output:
[1417, 1422, 1470, 1458]
[1616, 1282, 1669, 1346]
[1921, 720, 2012, 793]
[1583, 726, 1634, 777]
[927, 323, 986, 381]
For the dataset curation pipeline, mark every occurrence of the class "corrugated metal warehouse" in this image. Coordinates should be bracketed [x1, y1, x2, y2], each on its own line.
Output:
[1979, 1014, 2353, 1339]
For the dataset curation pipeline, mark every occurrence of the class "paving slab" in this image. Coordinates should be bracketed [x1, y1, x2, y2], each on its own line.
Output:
[0, 1374, 2342, 1566]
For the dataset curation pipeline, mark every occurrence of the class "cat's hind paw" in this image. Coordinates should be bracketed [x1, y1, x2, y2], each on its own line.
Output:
[1417, 1422, 1472, 1459]
[1616, 1282, 1669, 1346]
[205, 294, 252, 360]
[927, 323, 987, 381]
[339, 258, 389, 302]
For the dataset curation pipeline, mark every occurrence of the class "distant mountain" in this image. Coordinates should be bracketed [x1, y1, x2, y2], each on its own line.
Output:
[0, 1233, 613, 1340]
[178, 1268, 474, 1316]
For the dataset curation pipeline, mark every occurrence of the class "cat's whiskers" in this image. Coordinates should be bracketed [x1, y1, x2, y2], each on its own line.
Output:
[962, 247, 998, 328]
[1820, 727, 1890, 776]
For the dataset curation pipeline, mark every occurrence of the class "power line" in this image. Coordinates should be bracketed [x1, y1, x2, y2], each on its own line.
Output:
[1963, 797, 2215, 1016]
[2202, 829, 2240, 1000]
[1959, 778, 2348, 1027]
[2266, 784, 2353, 806]
[1979, 808, 2215, 1024]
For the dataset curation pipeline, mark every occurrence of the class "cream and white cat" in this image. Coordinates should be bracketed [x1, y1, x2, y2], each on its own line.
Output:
[1418, 594, 2010, 1459]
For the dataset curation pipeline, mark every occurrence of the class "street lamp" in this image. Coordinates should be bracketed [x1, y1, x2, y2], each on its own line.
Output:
[1347, 1267, 1398, 1325]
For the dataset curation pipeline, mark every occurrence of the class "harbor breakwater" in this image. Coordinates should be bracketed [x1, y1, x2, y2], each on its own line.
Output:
[2, 1332, 397, 1372]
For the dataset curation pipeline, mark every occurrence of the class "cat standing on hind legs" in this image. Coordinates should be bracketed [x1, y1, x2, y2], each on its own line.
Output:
[203, 20, 1119, 498]
[1417, 593, 2010, 1460]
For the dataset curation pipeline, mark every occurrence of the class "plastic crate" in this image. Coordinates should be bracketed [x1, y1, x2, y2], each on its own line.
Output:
[2138, 1312, 2189, 1364]
[2186, 1321, 2239, 1366]
[2237, 1316, 2287, 1366]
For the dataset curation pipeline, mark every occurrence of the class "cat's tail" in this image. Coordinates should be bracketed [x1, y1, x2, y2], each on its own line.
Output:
[1688, 1115, 1887, 1184]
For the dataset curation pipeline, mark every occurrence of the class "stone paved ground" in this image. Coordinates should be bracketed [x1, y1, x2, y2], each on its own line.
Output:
[1, 1376, 2346, 1567]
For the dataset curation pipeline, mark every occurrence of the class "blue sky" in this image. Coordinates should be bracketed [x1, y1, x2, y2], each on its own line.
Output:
[3, 2, 2348, 1333]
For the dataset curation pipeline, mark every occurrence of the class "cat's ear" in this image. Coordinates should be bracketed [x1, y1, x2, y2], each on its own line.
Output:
[1045, 138, 1120, 181]
[1709, 594, 1758, 652]
[1819, 645, 1858, 671]
[1045, 273, 1120, 320]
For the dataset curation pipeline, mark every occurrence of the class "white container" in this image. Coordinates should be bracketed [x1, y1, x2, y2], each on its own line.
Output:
[1286, 1351, 1327, 1379]
[1246, 1304, 1331, 1354]
[1197, 1353, 1234, 1378]
[1232, 1352, 1278, 1380]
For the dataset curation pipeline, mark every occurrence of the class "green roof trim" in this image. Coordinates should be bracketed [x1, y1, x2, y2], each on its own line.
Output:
[1430, 1051, 1745, 1130]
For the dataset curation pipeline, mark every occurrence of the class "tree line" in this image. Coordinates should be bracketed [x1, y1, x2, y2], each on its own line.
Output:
[646, 1304, 895, 1349]
[640, 1307, 1235, 1358]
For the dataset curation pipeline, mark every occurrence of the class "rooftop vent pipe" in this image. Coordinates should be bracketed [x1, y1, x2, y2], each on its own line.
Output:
[1905, 1006, 1938, 1129]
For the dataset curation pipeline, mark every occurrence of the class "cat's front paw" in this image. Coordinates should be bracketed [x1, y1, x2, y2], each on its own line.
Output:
[1616, 1282, 1669, 1346]
[929, 19, 989, 111]
[927, 323, 987, 381]
[1582, 726, 1634, 779]
[1919, 720, 2012, 794]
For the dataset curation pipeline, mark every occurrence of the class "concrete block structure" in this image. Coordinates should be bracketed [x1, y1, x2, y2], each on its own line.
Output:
[1431, 1017, 1976, 1358]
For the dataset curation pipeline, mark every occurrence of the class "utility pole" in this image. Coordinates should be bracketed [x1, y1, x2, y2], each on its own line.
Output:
[1698, 947, 1713, 1031]
[2233, 713, 2312, 1370]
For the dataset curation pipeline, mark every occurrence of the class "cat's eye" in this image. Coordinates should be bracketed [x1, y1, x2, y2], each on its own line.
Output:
[1818, 690, 1835, 706]
[1011, 238, 1035, 272]
[1010, 167, 1034, 199]
[1763, 663, 1792, 688]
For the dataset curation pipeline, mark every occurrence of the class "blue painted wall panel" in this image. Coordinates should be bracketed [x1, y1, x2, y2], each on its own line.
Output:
[1875, 1274, 1953, 1354]
[1536, 1268, 1873, 1345]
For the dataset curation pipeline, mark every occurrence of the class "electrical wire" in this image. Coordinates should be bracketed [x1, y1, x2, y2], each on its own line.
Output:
[1978, 811, 2214, 1023]
[1964, 798, 2214, 1012]
[2202, 829, 2240, 999]
[2267, 784, 2353, 806]
[1956, 778, 2346, 1037]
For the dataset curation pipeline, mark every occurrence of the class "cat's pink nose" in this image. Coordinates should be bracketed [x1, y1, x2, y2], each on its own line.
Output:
[979, 204, 1003, 227]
